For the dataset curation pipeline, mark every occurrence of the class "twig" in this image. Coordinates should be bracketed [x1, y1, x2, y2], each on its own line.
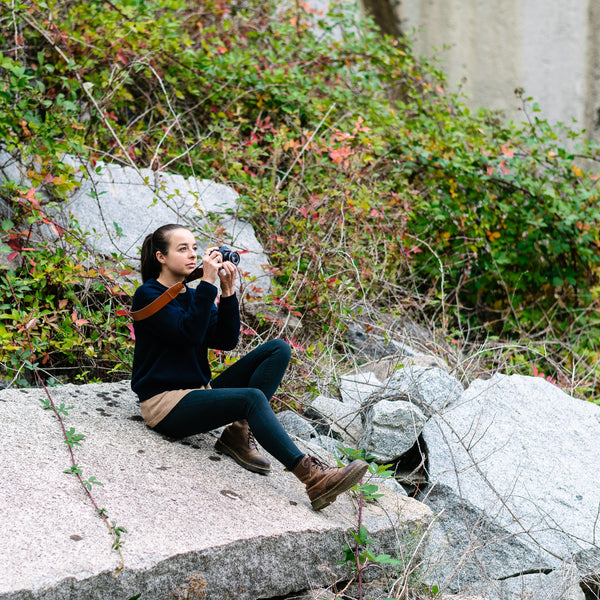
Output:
[276, 103, 336, 190]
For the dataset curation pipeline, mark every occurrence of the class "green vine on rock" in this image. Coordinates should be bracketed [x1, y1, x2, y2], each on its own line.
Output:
[6, 277, 127, 574]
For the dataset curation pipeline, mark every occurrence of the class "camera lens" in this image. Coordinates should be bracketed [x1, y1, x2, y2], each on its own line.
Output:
[218, 246, 240, 266]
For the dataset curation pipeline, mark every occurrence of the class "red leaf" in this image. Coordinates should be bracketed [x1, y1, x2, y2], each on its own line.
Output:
[126, 323, 136, 341]
[285, 336, 305, 352]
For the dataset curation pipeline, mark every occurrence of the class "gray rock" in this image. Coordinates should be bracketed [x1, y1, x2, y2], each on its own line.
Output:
[371, 475, 408, 497]
[309, 434, 343, 457]
[349, 353, 451, 383]
[339, 371, 383, 405]
[360, 399, 427, 463]
[0, 151, 24, 218]
[346, 322, 413, 360]
[498, 563, 586, 600]
[420, 483, 556, 598]
[305, 394, 364, 446]
[374, 366, 464, 416]
[421, 373, 600, 597]
[277, 410, 318, 441]
[0, 382, 432, 600]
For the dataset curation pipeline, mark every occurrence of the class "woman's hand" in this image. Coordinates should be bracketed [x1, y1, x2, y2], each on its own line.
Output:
[201, 247, 223, 285]
[218, 259, 237, 297]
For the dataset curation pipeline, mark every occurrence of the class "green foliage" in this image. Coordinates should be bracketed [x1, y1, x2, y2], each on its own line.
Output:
[338, 445, 434, 599]
[0, 0, 599, 398]
[1, 208, 134, 386]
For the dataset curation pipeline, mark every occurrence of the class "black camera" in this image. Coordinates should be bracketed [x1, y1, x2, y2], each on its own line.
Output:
[218, 245, 240, 265]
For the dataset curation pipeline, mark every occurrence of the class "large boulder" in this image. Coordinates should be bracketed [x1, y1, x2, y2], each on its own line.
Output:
[375, 365, 464, 416]
[420, 373, 600, 598]
[305, 394, 363, 446]
[1, 154, 272, 296]
[304, 372, 383, 447]
[359, 399, 427, 463]
[0, 381, 432, 600]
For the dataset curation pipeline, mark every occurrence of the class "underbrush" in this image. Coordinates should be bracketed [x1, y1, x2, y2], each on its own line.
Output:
[1, 0, 599, 402]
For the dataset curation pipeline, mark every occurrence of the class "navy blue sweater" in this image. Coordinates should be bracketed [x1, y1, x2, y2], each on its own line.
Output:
[130, 279, 240, 402]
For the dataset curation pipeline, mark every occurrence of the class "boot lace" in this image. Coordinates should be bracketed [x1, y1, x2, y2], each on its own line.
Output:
[247, 429, 259, 450]
[308, 455, 331, 474]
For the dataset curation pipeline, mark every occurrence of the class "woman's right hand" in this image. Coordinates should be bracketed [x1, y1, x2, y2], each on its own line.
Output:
[201, 247, 223, 285]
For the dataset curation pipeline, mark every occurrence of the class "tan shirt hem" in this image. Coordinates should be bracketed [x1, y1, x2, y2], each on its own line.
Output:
[140, 385, 210, 428]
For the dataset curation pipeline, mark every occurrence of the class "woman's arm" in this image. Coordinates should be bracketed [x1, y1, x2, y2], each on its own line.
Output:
[206, 292, 240, 350]
[205, 258, 240, 350]
[132, 279, 219, 345]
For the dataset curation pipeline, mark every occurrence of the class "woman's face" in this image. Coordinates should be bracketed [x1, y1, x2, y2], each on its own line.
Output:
[156, 228, 198, 279]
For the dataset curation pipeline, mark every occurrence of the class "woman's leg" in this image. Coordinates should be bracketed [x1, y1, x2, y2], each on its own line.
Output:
[211, 338, 291, 400]
[153, 386, 304, 470]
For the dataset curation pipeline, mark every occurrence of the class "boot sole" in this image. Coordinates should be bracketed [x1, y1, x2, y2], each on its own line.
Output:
[311, 461, 369, 511]
[214, 438, 271, 475]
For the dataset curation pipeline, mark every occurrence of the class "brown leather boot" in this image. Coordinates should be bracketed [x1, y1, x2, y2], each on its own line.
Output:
[214, 420, 271, 475]
[293, 455, 369, 510]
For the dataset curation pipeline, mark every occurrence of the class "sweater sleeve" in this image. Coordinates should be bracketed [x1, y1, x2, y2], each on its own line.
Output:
[132, 280, 219, 345]
[206, 293, 240, 350]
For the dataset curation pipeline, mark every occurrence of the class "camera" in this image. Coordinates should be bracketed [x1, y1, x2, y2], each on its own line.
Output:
[218, 245, 240, 266]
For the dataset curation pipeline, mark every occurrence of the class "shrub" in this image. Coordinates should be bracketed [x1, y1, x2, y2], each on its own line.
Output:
[1, 0, 599, 399]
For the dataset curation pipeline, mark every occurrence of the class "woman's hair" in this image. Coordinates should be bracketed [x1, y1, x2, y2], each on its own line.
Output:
[140, 223, 187, 282]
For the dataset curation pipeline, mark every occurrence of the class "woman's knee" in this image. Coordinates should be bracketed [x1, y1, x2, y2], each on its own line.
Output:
[245, 387, 270, 411]
[265, 338, 291, 360]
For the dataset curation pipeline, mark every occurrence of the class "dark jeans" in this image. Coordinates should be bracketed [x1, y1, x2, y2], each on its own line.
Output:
[153, 339, 304, 470]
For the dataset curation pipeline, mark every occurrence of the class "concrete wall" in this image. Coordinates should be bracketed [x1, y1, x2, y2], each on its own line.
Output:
[396, 0, 600, 142]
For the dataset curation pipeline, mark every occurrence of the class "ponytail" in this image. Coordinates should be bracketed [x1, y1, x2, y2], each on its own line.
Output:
[140, 223, 186, 282]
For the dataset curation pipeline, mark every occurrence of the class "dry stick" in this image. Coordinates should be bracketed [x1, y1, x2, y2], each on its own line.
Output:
[6, 278, 126, 574]
[144, 62, 199, 177]
[275, 103, 336, 190]
[405, 233, 447, 332]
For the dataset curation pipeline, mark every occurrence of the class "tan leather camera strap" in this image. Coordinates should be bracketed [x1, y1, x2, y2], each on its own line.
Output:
[129, 265, 204, 322]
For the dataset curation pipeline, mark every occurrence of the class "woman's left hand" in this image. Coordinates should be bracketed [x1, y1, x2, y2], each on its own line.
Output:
[218, 260, 237, 297]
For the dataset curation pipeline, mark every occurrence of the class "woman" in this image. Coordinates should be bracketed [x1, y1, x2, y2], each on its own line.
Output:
[130, 223, 368, 510]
